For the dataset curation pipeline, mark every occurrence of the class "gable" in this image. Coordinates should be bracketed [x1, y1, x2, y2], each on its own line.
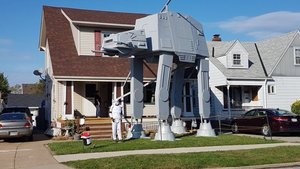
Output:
[225, 41, 249, 69]
[256, 31, 296, 75]
[272, 32, 300, 76]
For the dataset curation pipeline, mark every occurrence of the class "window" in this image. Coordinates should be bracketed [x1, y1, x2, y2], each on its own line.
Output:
[123, 82, 156, 104]
[244, 110, 256, 116]
[294, 48, 300, 65]
[267, 85, 275, 94]
[233, 54, 241, 65]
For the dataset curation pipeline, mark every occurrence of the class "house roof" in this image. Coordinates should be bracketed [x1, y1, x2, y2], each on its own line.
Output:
[255, 31, 297, 75]
[207, 31, 298, 79]
[207, 41, 235, 58]
[208, 41, 267, 79]
[7, 94, 44, 108]
[61, 7, 147, 25]
[41, 6, 156, 79]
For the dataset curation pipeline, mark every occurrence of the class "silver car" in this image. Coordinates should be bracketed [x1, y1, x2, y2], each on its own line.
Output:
[0, 113, 33, 141]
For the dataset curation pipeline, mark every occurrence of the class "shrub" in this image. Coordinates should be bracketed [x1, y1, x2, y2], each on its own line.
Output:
[291, 100, 300, 115]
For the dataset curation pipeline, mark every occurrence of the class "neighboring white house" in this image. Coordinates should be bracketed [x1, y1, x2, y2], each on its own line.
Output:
[208, 31, 300, 119]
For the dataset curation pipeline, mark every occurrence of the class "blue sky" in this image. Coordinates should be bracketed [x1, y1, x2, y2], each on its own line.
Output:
[1, 0, 300, 86]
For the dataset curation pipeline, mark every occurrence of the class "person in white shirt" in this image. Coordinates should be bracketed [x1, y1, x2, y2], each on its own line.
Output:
[109, 99, 123, 142]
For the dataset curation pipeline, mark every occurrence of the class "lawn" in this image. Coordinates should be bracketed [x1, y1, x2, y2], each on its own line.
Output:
[48, 134, 279, 155]
[64, 146, 300, 169]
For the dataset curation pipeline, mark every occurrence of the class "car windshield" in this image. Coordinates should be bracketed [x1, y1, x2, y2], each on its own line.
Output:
[274, 110, 296, 116]
[0, 113, 26, 121]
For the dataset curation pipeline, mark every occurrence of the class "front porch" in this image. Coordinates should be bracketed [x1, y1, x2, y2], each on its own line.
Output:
[212, 84, 265, 119]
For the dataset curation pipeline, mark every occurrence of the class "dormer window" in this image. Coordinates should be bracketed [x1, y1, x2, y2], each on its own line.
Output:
[233, 54, 241, 66]
[294, 47, 300, 65]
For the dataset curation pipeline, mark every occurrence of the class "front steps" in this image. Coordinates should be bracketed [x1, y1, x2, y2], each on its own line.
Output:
[84, 118, 112, 140]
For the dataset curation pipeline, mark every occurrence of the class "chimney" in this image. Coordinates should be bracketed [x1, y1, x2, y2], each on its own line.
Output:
[212, 34, 221, 41]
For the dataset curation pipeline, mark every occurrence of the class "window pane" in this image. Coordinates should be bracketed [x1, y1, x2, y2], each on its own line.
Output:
[233, 54, 241, 65]
[296, 57, 300, 64]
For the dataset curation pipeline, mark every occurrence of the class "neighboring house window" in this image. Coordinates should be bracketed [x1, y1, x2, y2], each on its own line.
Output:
[294, 47, 300, 65]
[267, 85, 276, 94]
[233, 54, 241, 66]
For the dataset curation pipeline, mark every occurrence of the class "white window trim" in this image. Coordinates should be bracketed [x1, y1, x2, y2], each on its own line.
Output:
[294, 47, 300, 65]
[232, 53, 242, 67]
[267, 84, 276, 95]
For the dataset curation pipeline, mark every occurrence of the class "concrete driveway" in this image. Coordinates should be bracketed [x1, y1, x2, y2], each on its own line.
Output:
[0, 133, 71, 169]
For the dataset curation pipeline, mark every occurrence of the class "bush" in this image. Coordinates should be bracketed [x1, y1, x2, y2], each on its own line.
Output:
[291, 100, 300, 115]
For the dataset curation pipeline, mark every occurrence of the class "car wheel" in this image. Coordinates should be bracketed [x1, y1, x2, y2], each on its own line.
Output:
[262, 124, 271, 136]
[231, 123, 238, 133]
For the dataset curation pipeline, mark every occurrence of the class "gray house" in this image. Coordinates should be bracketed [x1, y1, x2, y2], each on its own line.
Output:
[208, 31, 300, 119]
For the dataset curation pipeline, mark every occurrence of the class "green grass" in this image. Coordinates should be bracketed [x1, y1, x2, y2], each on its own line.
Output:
[48, 134, 280, 155]
[64, 146, 300, 169]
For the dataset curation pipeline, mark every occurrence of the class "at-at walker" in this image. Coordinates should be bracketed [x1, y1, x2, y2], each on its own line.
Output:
[101, 3, 216, 141]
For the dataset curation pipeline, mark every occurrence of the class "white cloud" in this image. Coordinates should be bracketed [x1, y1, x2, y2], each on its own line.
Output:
[217, 11, 300, 40]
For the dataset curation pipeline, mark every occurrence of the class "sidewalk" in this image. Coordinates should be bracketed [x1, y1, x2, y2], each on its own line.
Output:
[54, 142, 300, 163]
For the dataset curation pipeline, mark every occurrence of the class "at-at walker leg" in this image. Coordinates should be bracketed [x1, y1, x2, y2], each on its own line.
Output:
[154, 53, 175, 141]
[170, 64, 186, 134]
[196, 59, 216, 137]
[127, 58, 146, 139]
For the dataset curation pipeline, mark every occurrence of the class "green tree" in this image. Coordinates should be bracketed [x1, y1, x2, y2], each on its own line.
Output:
[291, 100, 300, 115]
[35, 80, 45, 95]
[0, 72, 10, 103]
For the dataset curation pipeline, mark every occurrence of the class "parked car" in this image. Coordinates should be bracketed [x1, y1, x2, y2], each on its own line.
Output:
[231, 108, 300, 136]
[1, 107, 33, 121]
[0, 113, 33, 141]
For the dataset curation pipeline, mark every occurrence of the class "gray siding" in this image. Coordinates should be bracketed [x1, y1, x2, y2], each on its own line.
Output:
[267, 76, 300, 111]
[272, 34, 300, 76]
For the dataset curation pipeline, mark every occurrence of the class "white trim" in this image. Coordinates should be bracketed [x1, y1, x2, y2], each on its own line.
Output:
[269, 31, 299, 76]
[263, 79, 267, 108]
[72, 21, 135, 29]
[224, 40, 238, 55]
[54, 76, 155, 82]
[62, 82, 66, 119]
[226, 80, 265, 86]
[293, 47, 300, 65]
[60, 9, 135, 29]
[113, 82, 117, 101]
[227, 77, 270, 80]
[267, 84, 276, 95]
[71, 81, 74, 117]
[232, 53, 242, 66]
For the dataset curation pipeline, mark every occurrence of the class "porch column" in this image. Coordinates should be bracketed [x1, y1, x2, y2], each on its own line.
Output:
[65, 81, 74, 119]
[227, 84, 231, 119]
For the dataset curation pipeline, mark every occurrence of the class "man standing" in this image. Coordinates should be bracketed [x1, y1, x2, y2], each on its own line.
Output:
[94, 91, 101, 118]
[109, 99, 123, 142]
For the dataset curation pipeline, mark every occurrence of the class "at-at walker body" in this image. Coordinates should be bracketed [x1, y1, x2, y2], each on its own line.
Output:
[101, 7, 216, 141]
